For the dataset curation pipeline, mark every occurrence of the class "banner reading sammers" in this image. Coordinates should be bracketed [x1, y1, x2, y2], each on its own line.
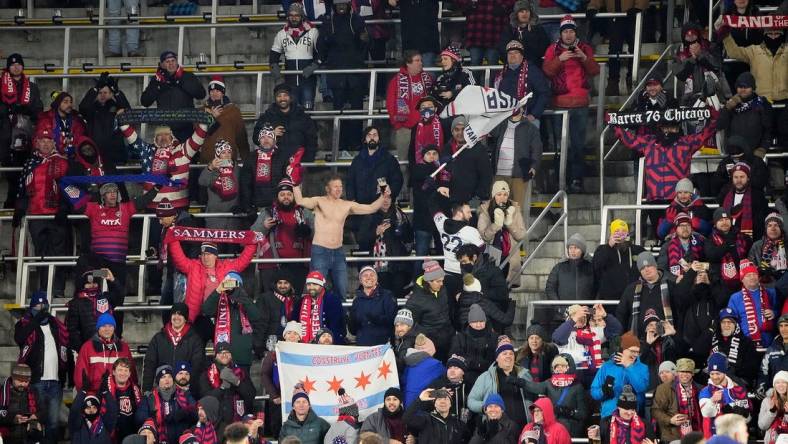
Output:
[276, 342, 400, 424]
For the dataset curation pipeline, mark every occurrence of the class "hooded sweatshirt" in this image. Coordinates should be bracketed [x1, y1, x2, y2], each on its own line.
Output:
[518, 397, 572, 444]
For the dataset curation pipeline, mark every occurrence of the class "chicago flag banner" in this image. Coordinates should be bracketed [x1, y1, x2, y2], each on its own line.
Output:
[440, 85, 532, 146]
[276, 342, 399, 423]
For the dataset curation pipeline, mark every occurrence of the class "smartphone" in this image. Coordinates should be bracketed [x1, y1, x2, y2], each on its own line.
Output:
[91, 269, 109, 279]
[224, 279, 239, 289]
[218, 159, 232, 168]
[700, 262, 710, 271]
[568, 45, 576, 52]
[377, 177, 388, 192]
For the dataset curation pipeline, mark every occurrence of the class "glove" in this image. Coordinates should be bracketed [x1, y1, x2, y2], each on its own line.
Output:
[602, 376, 616, 399]
[626, 7, 641, 19]
[220, 367, 240, 388]
[302, 63, 318, 79]
[154, 69, 167, 84]
[507, 375, 528, 389]
[493, 208, 505, 227]
[585, 8, 598, 20]
[107, 76, 118, 94]
[725, 94, 742, 110]
[756, 383, 767, 400]
[98, 371, 109, 395]
[270, 64, 281, 81]
[504, 205, 516, 226]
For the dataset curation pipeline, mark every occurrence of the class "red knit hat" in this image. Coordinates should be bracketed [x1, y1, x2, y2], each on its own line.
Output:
[208, 75, 226, 93]
[731, 161, 751, 177]
[673, 212, 691, 227]
[440, 45, 462, 63]
[305, 270, 326, 287]
[739, 259, 758, 280]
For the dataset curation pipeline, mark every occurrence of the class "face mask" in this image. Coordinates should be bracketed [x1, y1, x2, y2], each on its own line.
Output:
[461, 263, 474, 274]
[659, 131, 679, 145]
[420, 108, 435, 120]
[84, 411, 99, 421]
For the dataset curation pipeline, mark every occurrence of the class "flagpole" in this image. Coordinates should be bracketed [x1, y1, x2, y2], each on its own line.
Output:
[429, 142, 470, 178]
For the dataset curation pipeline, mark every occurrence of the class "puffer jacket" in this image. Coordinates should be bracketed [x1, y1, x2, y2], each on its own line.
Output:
[544, 257, 595, 315]
[524, 354, 587, 436]
[478, 200, 527, 283]
[468, 363, 533, 415]
[74, 335, 137, 392]
[723, 35, 788, 102]
[279, 409, 330, 444]
[78, 88, 131, 165]
[404, 399, 468, 444]
[65, 288, 116, 351]
[141, 323, 206, 391]
[590, 356, 650, 418]
[449, 326, 498, 388]
[348, 286, 398, 346]
[518, 397, 573, 444]
[592, 243, 646, 300]
[402, 350, 446, 407]
[405, 276, 454, 348]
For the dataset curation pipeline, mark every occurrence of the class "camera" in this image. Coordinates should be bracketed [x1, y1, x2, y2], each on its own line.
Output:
[377, 177, 388, 193]
[224, 279, 239, 289]
[218, 159, 232, 168]
[91, 269, 109, 279]
[699, 262, 710, 271]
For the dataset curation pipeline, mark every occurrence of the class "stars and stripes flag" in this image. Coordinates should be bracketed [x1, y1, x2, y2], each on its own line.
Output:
[276, 342, 399, 423]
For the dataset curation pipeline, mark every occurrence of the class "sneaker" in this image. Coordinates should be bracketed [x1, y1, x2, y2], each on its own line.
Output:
[568, 179, 583, 194]
[605, 81, 620, 97]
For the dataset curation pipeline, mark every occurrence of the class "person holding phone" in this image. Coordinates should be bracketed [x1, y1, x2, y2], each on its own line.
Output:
[199, 139, 242, 241]
[652, 358, 703, 442]
[592, 219, 646, 300]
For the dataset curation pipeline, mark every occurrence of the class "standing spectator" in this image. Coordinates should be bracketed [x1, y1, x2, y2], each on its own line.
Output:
[478, 181, 525, 283]
[542, 16, 600, 193]
[12, 128, 70, 297]
[727, 259, 778, 347]
[360, 387, 408, 443]
[37, 90, 86, 157]
[469, 393, 520, 443]
[269, 3, 320, 110]
[69, 390, 117, 444]
[404, 388, 468, 442]
[250, 179, 313, 294]
[142, 303, 205, 393]
[638, 312, 684, 389]
[651, 358, 703, 443]
[78, 72, 132, 166]
[657, 178, 712, 239]
[66, 270, 119, 353]
[410, 146, 445, 263]
[260, 321, 302, 438]
[254, 270, 302, 355]
[294, 174, 389, 300]
[674, 23, 729, 107]
[632, 77, 679, 138]
[13, 292, 67, 444]
[675, 266, 729, 363]
[110, 358, 143, 442]
[407, 261, 455, 360]
[515, 323, 558, 384]
[451, 0, 514, 67]
[347, 126, 404, 204]
[316, 0, 368, 150]
[197, 344, 256, 434]
[297, 270, 347, 344]
[552, 304, 623, 382]
[389, 0, 439, 66]
[522, 354, 588, 437]
[705, 208, 752, 293]
[426, 354, 473, 426]
[1, 53, 42, 209]
[657, 213, 706, 282]
[408, 96, 444, 169]
[349, 266, 398, 346]
[199, 139, 241, 233]
[698, 353, 751, 438]
[353, 0, 391, 66]
[718, 72, 774, 153]
[443, 116, 494, 205]
[722, 25, 788, 103]
[758, 370, 788, 443]
[392, 309, 421, 375]
[200, 76, 250, 164]
[750, 213, 788, 287]
[593, 219, 645, 299]
[589, 385, 656, 444]
[0, 364, 44, 444]
[140, 51, 206, 142]
[255, 83, 318, 162]
[386, 51, 434, 163]
[544, 233, 595, 322]
[717, 162, 769, 240]
[494, 40, 551, 125]
[720, 0, 762, 89]
[431, 46, 476, 109]
[498, 0, 550, 67]
[136, 365, 197, 444]
[758, 314, 788, 395]
[74, 313, 137, 392]
[240, 124, 294, 213]
[518, 398, 572, 444]
[279, 389, 330, 443]
[202, 273, 262, 370]
[106, 0, 141, 57]
[697, 308, 759, 388]
[590, 331, 649, 419]
[450, 305, 498, 388]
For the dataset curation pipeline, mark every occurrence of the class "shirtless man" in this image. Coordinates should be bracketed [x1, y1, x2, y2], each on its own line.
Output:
[294, 174, 390, 299]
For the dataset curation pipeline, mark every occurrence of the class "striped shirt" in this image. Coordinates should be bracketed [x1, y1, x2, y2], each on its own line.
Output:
[85, 201, 137, 263]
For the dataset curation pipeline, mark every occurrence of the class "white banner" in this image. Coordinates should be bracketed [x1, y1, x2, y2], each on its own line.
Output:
[439, 86, 532, 146]
[275, 342, 400, 423]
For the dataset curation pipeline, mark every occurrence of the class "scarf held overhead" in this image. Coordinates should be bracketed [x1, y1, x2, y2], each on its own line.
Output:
[606, 108, 712, 126]
[165, 226, 266, 245]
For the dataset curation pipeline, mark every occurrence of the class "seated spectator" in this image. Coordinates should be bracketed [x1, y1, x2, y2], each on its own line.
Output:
[651, 358, 702, 442]
[199, 140, 241, 233]
[590, 331, 649, 420]
[523, 354, 587, 437]
[705, 208, 753, 292]
[197, 343, 256, 434]
[758, 314, 788, 395]
[404, 388, 468, 443]
[360, 387, 408, 443]
[183, 396, 221, 443]
[409, 96, 445, 168]
[297, 271, 346, 344]
[698, 353, 751, 438]
[386, 51, 434, 162]
[553, 304, 623, 382]
[428, 354, 473, 423]
[142, 303, 205, 392]
[109, 358, 143, 442]
[0, 364, 43, 443]
[451, 305, 498, 388]
[468, 336, 533, 425]
[78, 72, 131, 166]
[173, 361, 195, 396]
[717, 162, 769, 240]
[711, 135, 769, 193]
[137, 365, 197, 444]
[495, 40, 550, 126]
[240, 123, 296, 213]
[637, 309, 685, 390]
[498, 0, 550, 67]
[254, 270, 302, 357]
[406, 261, 454, 360]
[324, 389, 361, 443]
[38, 91, 86, 156]
[255, 83, 318, 162]
[750, 213, 788, 288]
[432, 46, 475, 108]
[69, 390, 117, 444]
[657, 213, 706, 282]
[699, 308, 759, 387]
[74, 313, 136, 392]
[542, 15, 600, 193]
[402, 334, 445, 407]
[348, 266, 398, 346]
[632, 76, 679, 138]
[617, 252, 685, 337]
[758, 370, 788, 443]
[469, 392, 521, 443]
[443, 116, 494, 206]
[674, 265, 729, 363]
[140, 51, 206, 142]
[202, 272, 262, 370]
[478, 181, 526, 283]
[348, 125, 404, 204]
[268, 4, 319, 110]
[518, 397, 571, 444]
[66, 269, 119, 353]
[356, 194, 414, 297]
[593, 219, 645, 300]
[201, 77, 250, 164]
[516, 323, 558, 384]
[544, 234, 594, 325]
[657, 178, 712, 239]
[719, 72, 774, 153]
[279, 388, 330, 443]
[260, 321, 302, 438]
[392, 309, 421, 375]
[589, 385, 656, 444]
[721, 24, 787, 103]
[673, 23, 729, 106]
[727, 259, 778, 347]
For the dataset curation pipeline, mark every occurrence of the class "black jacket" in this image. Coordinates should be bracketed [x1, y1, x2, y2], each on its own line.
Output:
[0, 77, 42, 161]
[140, 69, 206, 137]
[141, 325, 206, 392]
[718, 96, 774, 151]
[468, 413, 520, 444]
[347, 148, 404, 204]
[69, 391, 118, 444]
[392, 325, 422, 376]
[356, 205, 414, 269]
[404, 399, 468, 444]
[239, 147, 290, 210]
[673, 269, 729, 355]
[696, 326, 759, 387]
[65, 289, 117, 351]
[78, 88, 132, 165]
[449, 327, 498, 388]
[14, 312, 68, 384]
[316, 11, 367, 69]
[397, 0, 440, 54]
[254, 290, 301, 353]
[592, 243, 645, 300]
[712, 154, 769, 193]
[406, 277, 454, 343]
[432, 66, 475, 107]
[498, 24, 551, 67]
[255, 103, 318, 162]
[545, 258, 596, 321]
[616, 277, 689, 337]
[443, 141, 494, 204]
[411, 164, 444, 231]
[0, 381, 44, 444]
[489, 118, 543, 179]
[198, 364, 256, 433]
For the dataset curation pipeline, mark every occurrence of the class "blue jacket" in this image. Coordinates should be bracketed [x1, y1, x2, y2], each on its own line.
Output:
[402, 351, 446, 407]
[349, 286, 398, 346]
[346, 148, 404, 204]
[727, 286, 777, 347]
[590, 357, 650, 418]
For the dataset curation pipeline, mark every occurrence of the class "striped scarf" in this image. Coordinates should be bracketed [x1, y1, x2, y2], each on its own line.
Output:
[760, 238, 786, 274]
[610, 411, 646, 444]
[710, 329, 742, 365]
[494, 61, 529, 101]
[723, 187, 754, 237]
[396, 70, 432, 120]
[151, 387, 191, 444]
[666, 234, 704, 277]
[299, 290, 325, 343]
[712, 230, 749, 290]
[675, 381, 702, 435]
[741, 285, 772, 346]
[214, 291, 253, 346]
[192, 422, 219, 444]
[574, 326, 603, 369]
[1, 70, 31, 106]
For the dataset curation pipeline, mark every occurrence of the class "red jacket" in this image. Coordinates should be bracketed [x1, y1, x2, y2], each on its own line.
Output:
[386, 67, 434, 130]
[74, 335, 137, 392]
[542, 41, 600, 108]
[36, 109, 86, 155]
[168, 240, 256, 323]
[22, 151, 69, 215]
[519, 397, 572, 444]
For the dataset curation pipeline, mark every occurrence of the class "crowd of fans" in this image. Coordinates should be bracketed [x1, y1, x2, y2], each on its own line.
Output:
[0, 0, 786, 441]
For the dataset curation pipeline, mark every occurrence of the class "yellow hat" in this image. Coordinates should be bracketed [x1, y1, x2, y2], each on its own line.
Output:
[610, 219, 629, 234]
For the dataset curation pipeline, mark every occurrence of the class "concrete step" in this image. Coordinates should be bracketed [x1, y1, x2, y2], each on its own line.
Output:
[532, 192, 634, 209]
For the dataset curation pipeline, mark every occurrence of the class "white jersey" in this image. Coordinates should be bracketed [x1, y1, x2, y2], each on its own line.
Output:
[271, 27, 319, 63]
[433, 212, 484, 274]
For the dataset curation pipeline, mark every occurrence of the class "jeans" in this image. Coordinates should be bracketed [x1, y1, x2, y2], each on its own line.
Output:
[292, 76, 317, 110]
[310, 245, 348, 299]
[107, 0, 140, 53]
[469, 47, 499, 66]
[567, 108, 589, 182]
[414, 230, 433, 275]
[33, 380, 62, 444]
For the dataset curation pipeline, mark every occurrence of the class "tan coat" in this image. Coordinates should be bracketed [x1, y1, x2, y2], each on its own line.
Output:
[651, 381, 682, 443]
[587, 0, 648, 13]
[477, 201, 527, 283]
[723, 35, 788, 102]
[199, 103, 250, 163]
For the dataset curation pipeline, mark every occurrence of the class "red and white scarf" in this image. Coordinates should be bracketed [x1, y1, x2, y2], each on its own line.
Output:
[742, 284, 772, 345]
[675, 381, 701, 436]
[164, 322, 190, 347]
[1, 70, 31, 106]
[494, 62, 529, 100]
[574, 326, 603, 369]
[610, 411, 646, 444]
[214, 292, 253, 346]
[151, 146, 176, 176]
[395, 70, 432, 119]
[550, 373, 575, 387]
[254, 147, 275, 185]
[413, 117, 443, 164]
[299, 290, 324, 343]
[284, 20, 313, 40]
[211, 164, 239, 200]
[723, 187, 754, 237]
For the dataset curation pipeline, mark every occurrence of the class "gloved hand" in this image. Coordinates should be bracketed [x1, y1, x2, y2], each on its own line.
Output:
[302, 63, 318, 79]
[507, 375, 528, 389]
[98, 371, 109, 395]
[626, 7, 641, 19]
[154, 69, 167, 84]
[725, 94, 742, 110]
[220, 367, 240, 389]
[504, 205, 517, 226]
[585, 8, 598, 20]
[493, 208, 505, 227]
[602, 376, 616, 399]
[270, 64, 281, 81]
[756, 383, 767, 400]
[557, 405, 575, 418]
